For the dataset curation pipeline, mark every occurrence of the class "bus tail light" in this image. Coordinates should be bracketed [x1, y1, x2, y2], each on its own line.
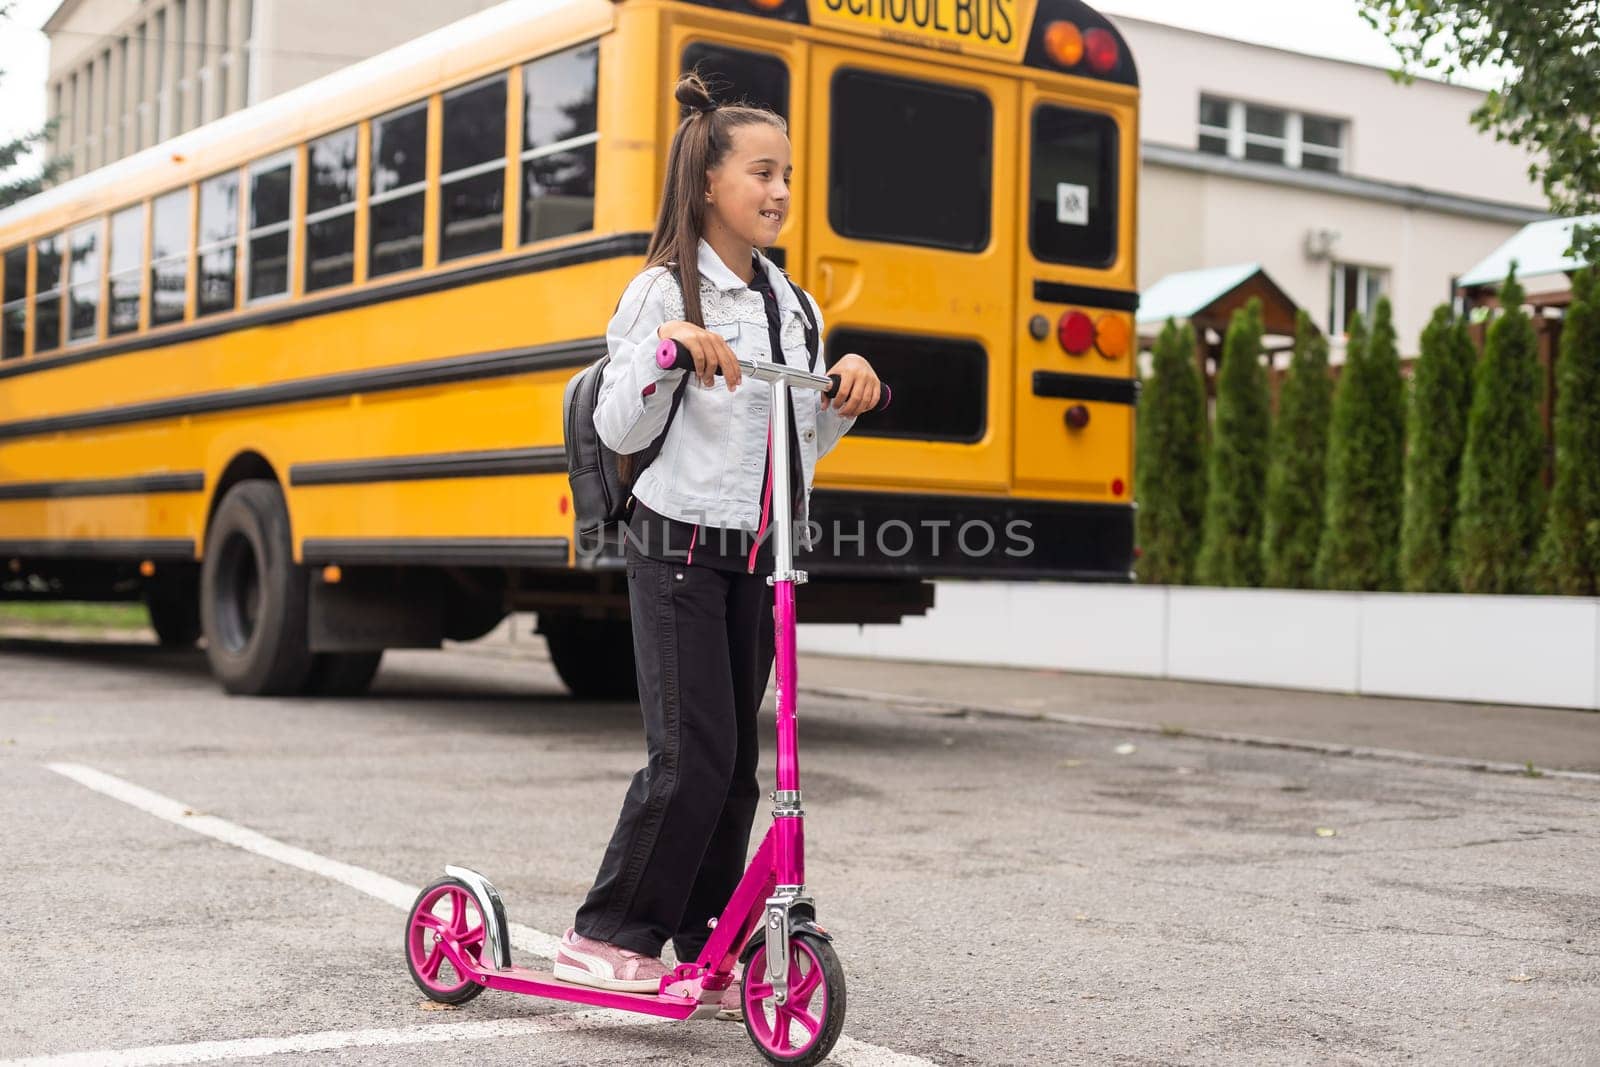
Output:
[1064, 404, 1090, 430]
[1095, 314, 1131, 359]
[1042, 21, 1085, 68]
[1085, 28, 1119, 73]
[1058, 310, 1094, 355]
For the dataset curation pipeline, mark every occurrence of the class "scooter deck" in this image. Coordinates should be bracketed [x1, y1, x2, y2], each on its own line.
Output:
[469, 963, 713, 1020]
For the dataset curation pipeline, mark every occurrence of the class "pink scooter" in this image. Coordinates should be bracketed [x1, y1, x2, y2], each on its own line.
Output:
[403, 340, 890, 1065]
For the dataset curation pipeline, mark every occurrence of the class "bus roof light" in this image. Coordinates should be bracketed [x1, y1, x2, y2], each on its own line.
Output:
[1085, 28, 1119, 73]
[1058, 310, 1094, 355]
[1043, 21, 1085, 68]
[748, 0, 786, 10]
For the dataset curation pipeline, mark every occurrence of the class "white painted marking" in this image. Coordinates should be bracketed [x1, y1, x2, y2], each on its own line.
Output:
[44, 762, 564, 958]
[40, 763, 942, 1066]
[0, 1012, 656, 1067]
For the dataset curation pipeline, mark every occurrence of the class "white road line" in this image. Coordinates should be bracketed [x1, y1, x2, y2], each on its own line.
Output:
[1, 1012, 653, 1067]
[39, 762, 941, 1067]
[44, 762, 563, 959]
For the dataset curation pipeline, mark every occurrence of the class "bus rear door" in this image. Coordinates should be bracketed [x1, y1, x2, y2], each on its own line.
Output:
[805, 47, 1018, 495]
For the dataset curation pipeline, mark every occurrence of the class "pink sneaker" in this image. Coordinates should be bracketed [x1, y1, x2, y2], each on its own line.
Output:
[717, 965, 744, 1021]
[552, 928, 670, 993]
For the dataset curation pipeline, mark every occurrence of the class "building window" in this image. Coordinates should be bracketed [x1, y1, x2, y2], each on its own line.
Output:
[521, 43, 598, 245]
[109, 205, 144, 336]
[151, 188, 191, 325]
[67, 222, 101, 343]
[247, 153, 294, 301]
[2, 247, 27, 359]
[1329, 262, 1387, 336]
[305, 126, 358, 291]
[198, 171, 240, 316]
[370, 101, 428, 277]
[440, 74, 507, 262]
[830, 70, 992, 253]
[33, 235, 63, 352]
[1198, 95, 1345, 173]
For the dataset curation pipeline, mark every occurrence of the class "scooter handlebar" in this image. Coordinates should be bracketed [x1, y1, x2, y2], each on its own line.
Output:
[654, 338, 892, 413]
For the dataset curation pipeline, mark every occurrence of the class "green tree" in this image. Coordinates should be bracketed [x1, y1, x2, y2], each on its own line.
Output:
[1196, 299, 1269, 587]
[1400, 306, 1477, 591]
[1532, 268, 1600, 595]
[1455, 268, 1545, 593]
[1262, 310, 1332, 588]
[1135, 319, 1208, 584]
[1358, 1, 1600, 261]
[0, 3, 69, 209]
[1317, 300, 1406, 590]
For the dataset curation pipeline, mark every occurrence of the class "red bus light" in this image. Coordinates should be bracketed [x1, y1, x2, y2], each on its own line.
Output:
[1085, 28, 1119, 73]
[1058, 310, 1094, 355]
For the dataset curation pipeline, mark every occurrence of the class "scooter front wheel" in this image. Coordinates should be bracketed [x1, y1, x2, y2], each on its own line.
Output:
[404, 877, 488, 1005]
[743, 932, 846, 1066]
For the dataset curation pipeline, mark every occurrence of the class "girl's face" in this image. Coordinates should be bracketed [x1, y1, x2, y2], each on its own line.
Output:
[705, 123, 792, 249]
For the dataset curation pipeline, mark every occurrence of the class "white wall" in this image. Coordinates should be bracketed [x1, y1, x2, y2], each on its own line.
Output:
[1112, 15, 1544, 210]
[799, 583, 1600, 712]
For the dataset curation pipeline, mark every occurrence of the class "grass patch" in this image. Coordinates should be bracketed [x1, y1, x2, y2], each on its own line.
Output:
[0, 601, 148, 628]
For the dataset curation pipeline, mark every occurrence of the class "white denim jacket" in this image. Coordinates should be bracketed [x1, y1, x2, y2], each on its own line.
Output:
[593, 239, 855, 532]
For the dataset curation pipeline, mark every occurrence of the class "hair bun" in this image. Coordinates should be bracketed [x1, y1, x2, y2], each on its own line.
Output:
[675, 72, 717, 115]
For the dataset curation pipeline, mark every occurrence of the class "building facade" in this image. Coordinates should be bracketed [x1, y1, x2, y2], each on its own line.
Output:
[41, 0, 495, 179]
[1114, 15, 1548, 355]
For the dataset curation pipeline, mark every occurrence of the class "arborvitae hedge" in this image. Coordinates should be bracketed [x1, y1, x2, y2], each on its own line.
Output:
[1533, 267, 1600, 595]
[1135, 319, 1208, 584]
[1400, 306, 1477, 591]
[1316, 300, 1405, 590]
[1262, 310, 1332, 588]
[1196, 299, 1269, 587]
[1455, 269, 1545, 593]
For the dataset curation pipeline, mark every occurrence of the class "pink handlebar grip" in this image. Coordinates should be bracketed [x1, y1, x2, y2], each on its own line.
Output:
[655, 338, 683, 370]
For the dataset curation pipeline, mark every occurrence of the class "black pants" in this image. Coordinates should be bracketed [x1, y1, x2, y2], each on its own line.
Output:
[574, 546, 776, 960]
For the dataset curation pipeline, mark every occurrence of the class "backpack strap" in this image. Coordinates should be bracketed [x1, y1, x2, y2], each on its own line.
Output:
[783, 274, 820, 373]
[616, 266, 691, 498]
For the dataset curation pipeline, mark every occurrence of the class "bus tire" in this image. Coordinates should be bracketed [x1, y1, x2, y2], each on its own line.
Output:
[540, 615, 637, 701]
[144, 577, 201, 647]
[302, 651, 384, 697]
[201, 481, 314, 696]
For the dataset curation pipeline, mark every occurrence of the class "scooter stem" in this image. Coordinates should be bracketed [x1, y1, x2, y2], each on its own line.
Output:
[766, 375, 803, 890]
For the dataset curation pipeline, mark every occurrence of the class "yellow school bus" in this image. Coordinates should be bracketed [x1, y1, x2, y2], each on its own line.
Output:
[0, 0, 1139, 697]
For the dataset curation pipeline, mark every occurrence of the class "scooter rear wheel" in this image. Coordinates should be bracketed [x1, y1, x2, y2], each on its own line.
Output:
[404, 877, 488, 1005]
[743, 933, 846, 1066]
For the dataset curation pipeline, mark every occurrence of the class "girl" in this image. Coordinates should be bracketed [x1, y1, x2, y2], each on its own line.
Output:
[552, 73, 880, 1011]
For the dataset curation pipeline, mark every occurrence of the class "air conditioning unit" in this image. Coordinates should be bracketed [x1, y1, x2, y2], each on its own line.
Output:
[1304, 228, 1339, 261]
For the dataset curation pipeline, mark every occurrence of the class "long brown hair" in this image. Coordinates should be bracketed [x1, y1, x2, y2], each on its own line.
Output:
[644, 72, 788, 328]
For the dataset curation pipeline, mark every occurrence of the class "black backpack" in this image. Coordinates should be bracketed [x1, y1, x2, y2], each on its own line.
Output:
[563, 269, 818, 556]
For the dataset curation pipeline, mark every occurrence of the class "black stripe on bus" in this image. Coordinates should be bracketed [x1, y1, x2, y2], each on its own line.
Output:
[1031, 371, 1140, 406]
[0, 338, 600, 442]
[0, 471, 205, 501]
[290, 446, 567, 487]
[0, 538, 195, 560]
[0, 231, 651, 384]
[1033, 281, 1141, 312]
[300, 537, 569, 568]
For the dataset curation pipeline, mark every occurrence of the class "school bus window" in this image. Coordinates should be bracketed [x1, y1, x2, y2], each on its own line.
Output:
[1030, 105, 1117, 267]
[440, 75, 508, 263]
[33, 235, 62, 352]
[680, 43, 789, 119]
[247, 154, 294, 302]
[67, 222, 101, 344]
[197, 172, 240, 317]
[521, 43, 598, 244]
[151, 188, 191, 326]
[830, 71, 991, 252]
[830, 329, 988, 443]
[1, 246, 25, 358]
[371, 102, 428, 277]
[305, 126, 358, 292]
[108, 205, 144, 336]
